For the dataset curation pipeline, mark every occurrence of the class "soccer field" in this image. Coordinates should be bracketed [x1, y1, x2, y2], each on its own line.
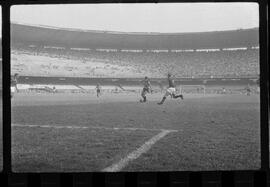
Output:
[11, 92, 260, 172]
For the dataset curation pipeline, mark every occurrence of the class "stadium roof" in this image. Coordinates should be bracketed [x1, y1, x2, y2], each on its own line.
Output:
[11, 23, 259, 50]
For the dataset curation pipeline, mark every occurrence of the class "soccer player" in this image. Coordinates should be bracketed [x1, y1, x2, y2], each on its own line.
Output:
[140, 76, 152, 103]
[256, 77, 260, 94]
[246, 84, 251, 96]
[222, 87, 226, 94]
[11, 73, 19, 98]
[96, 83, 101, 97]
[52, 86, 57, 93]
[158, 73, 183, 105]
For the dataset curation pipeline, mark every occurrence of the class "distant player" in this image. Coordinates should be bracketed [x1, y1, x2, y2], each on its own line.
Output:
[140, 76, 152, 103]
[222, 87, 226, 94]
[114, 86, 119, 93]
[96, 83, 101, 97]
[256, 77, 260, 94]
[52, 86, 57, 93]
[246, 84, 251, 96]
[158, 73, 183, 105]
[11, 73, 19, 98]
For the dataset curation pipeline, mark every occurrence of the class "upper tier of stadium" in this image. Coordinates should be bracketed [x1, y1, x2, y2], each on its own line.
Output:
[11, 23, 259, 50]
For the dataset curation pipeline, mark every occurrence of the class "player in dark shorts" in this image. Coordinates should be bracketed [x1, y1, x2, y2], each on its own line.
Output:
[96, 84, 101, 97]
[11, 73, 19, 98]
[158, 73, 183, 105]
[140, 76, 152, 103]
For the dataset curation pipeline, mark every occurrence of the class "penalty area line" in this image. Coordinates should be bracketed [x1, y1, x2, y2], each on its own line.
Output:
[102, 130, 175, 172]
[11, 123, 179, 132]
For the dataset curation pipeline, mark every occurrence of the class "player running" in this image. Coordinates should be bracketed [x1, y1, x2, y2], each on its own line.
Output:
[140, 76, 152, 103]
[158, 73, 183, 105]
[11, 73, 19, 98]
[96, 83, 101, 97]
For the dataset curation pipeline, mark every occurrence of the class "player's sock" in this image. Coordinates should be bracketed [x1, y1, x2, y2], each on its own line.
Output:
[172, 95, 178, 98]
[143, 96, 147, 102]
[158, 97, 166, 105]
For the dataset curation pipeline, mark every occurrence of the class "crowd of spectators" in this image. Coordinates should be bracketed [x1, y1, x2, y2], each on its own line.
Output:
[11, 45, 259, 78]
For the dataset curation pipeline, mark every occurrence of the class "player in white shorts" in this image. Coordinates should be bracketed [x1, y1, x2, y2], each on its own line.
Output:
[11, 73, 19, 98]
[158, 73, 183, 105]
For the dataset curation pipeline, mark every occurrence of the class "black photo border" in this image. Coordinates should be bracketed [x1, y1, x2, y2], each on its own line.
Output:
[0, 0, 268, 186]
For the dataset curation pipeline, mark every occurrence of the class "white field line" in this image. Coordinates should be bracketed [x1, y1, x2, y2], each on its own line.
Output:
[11, 123, 178, 132]
[12, 123, 179, 171]
[102, 130, 175, 172]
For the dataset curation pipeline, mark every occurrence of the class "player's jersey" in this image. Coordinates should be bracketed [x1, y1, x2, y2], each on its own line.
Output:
[168, 77, 175, 88]
[142, 79, 151, 89]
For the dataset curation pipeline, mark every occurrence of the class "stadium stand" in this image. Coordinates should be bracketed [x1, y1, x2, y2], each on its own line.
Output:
[11, 23, 259, 78]
[11, 45, 259, 78]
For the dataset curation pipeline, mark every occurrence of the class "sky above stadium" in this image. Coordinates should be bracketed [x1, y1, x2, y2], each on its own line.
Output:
[8, 3, 259, 35]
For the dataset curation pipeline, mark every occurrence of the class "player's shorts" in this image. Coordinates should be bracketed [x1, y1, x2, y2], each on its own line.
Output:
[11, 86, 16, 94]
[164, 87, 176, 97]
[142, 87, 150, 93]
